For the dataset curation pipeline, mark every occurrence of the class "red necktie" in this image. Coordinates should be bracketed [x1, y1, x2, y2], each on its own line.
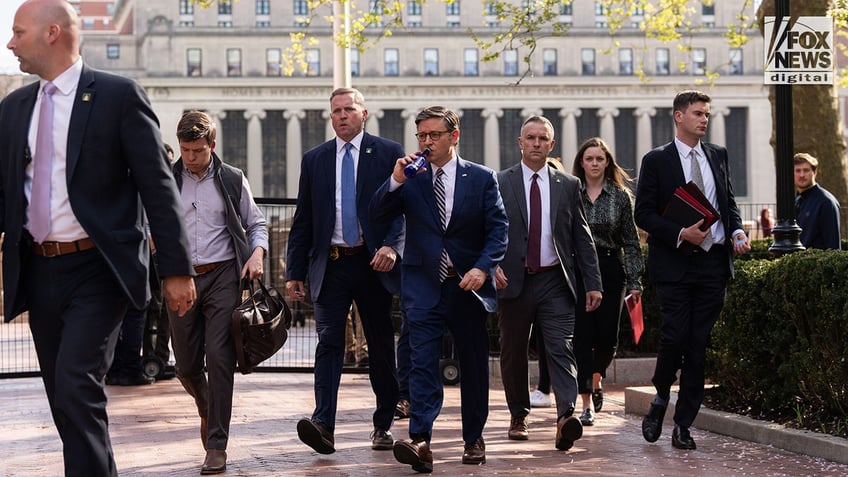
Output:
[527, 173, 541, 272]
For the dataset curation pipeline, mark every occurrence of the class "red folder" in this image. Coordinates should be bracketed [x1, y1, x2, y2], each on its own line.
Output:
[625, 294, 643, 345]
[661, 181, 721, 231]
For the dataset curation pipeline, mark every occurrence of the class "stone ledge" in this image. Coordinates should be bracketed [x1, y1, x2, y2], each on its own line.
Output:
[625, 385, 848, 465]
[490, 356, 656, 386]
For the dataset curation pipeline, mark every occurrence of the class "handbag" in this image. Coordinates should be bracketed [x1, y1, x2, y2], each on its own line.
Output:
[231, 279, 292, 374]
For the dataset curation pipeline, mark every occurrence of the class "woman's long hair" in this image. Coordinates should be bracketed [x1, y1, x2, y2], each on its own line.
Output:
[571, 137, 633, 190]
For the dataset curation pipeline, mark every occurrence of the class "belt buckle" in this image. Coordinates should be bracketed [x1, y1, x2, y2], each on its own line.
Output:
[41, 242, 61, 257]
[329, 245, 340, 261]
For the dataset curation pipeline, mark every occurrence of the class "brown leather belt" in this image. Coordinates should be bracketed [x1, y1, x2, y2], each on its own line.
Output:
[32, 238, 96, 257]
[525, 265, 560, 275]
[194, 260, 229, 275]
[329, 245, 366, 261]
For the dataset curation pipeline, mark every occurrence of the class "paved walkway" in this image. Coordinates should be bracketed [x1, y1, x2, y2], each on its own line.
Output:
[2, 373, 847, 476]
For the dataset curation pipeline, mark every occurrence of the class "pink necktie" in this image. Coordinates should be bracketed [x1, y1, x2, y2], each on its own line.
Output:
[29, 82, 57, 244]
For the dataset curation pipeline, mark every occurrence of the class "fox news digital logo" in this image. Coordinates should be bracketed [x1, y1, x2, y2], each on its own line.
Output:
[764, 16, 833, 85]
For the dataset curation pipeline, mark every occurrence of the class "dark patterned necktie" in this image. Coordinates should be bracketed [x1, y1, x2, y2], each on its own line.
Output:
[527, 173, 541, 271]
[689, 150, 713, 250]
[435, 168, 449, 281]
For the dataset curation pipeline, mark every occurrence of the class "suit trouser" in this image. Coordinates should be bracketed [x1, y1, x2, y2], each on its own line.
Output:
[26, 248, 127, 477]
[406, 276, 490, 445]
[169, 260, 239, 450]
[652, 246, 728, 428]
[574, 253, 626, 394]
[312, 253, 398, 431]
[396, 310, 412, 401]
[499, 269, 577, 421]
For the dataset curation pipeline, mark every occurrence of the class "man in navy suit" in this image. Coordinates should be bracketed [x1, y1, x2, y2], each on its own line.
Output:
[371, 106, 508, 473]
[635, 90, 750, 451]
[286, 87, 404, 454]
[0, 1, 195, 475]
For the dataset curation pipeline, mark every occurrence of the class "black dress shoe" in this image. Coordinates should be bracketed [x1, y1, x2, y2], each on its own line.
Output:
[461, 437, 486, 464]
[371, 427, 394, 450]
[200, 449, 226, 474]
[555, 415, 583, 450]
[592, 388, 604, 413]
[393, 438, 433, 473]
[297, 418, 335, 454]
[672, 425, 697, 450]
[642, 402, 667, 443]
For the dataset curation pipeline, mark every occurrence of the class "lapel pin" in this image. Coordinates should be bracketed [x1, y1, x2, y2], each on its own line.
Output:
[82, 92, 92, 102]
[462, 173, 468, 177]
[365, 147, 372, 154]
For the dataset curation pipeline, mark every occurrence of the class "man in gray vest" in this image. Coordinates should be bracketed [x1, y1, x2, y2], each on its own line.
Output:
[169, 110, 268, 474]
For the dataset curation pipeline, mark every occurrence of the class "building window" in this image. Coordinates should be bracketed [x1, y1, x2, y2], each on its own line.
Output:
[256, 20, 271, 27]
[504, 49, 518, 76]
[702, 3, 715, 15]
[594, 1, 607, 15]
[543, 48, 557, 76]
[369, 0, 384, 27]
[82, 18, 94, 29]
[656, 48, 670, 75]
[619, 48, 633, 75]
[266, 48, 282, 76]
[187, 48, 202, 77]
[464, 49, 479, 76]
[581, 49, 596, 75]
[106, 44, 120, 60]
[729, 48, 743, 75]
[351, 50, 360, 77]
[294, 0, 309, 26]
[446, 1, 460, 15]
[306, 49, 320, 76]
[384, 48, 399, 76]
[408, 0, 422, 15]
[256, 0, 270, 15]
[219, 0, 233, 14]
[485, 0, 497, 15]
[179, 0, 194, 14]
[692, 48, 706, 75]
[561, 3, 572, 15]
[227, 49, 242, 76]
[424, 48, 439, 76]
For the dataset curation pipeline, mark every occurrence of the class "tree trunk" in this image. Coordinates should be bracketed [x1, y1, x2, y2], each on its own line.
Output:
[760, 0, 848, 237]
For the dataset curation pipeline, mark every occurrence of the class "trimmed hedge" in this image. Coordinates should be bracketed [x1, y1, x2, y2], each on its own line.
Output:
[708, 249, 848, 422]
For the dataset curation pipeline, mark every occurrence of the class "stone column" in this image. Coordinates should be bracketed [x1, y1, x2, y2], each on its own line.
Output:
[482, 108, 503, 171]
[324, 110, 334, 142]
[365, 109, 383, 136]
[559, 108, 581, 170]
[710, 106, 729, 148]
[244, 110, 266, 195]
[597, 107, 620, 153]
[402, 109, 419, 153]
[208, 110, 227, 158]
[634, 107, 656, 175]
[285, 109, 305, 198]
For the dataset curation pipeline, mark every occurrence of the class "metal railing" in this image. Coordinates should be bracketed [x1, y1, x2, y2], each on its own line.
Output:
[0, 200, 781, 378]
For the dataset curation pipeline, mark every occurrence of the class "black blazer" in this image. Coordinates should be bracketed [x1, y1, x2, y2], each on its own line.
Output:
[0, 64, 193, 320]
[634, 141, 743, 282]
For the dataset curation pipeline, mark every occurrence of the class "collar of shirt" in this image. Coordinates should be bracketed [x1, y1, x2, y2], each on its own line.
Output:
[432, 154, 458, 184]
[184, 158, 215, 181]
[520, 161, 547, 186]
[47, 57, 83, 98]
[336, 131, 364, 157]
[674, 137, 705, 166]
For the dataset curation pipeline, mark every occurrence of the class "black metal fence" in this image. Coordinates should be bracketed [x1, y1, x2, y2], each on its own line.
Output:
[0, 200, 779, 378]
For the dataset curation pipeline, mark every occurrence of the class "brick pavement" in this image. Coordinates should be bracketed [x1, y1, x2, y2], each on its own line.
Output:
[1, 373, 847, 476]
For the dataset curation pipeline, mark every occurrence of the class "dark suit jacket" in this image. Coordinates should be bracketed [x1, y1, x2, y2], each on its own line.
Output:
[634, 141, 743, 282]
[286, 133, 405, 302]
[370, 157, 509, 313]
[0, 64, 193, 320]
[497, 163, 602, 300]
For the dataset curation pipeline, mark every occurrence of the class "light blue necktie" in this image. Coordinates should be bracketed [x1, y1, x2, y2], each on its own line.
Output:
[29, 82, 57, 243]
[341, 142, 358, 246]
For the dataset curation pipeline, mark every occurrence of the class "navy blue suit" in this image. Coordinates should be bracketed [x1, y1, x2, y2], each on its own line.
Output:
[370, 157, 508, 445]
[286, 133, 404, 432]
[0, 65, 192, 476]
[634, 141, 743, 428]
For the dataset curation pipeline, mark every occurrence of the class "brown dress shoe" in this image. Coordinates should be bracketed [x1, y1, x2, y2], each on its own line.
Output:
[507, 415, 529, 440]
[395, 399, 411, 419]
[393, 437, 433, 473]
[555, 415, 583, 451]
[461, 437, 486, 465]
[297, 418, 335, 454]
[200, 449, 226, 474]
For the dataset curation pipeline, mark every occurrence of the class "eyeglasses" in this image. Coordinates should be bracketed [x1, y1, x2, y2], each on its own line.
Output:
[414, 130, 451, 141]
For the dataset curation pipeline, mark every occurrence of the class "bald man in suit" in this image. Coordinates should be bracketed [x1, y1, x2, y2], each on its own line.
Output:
[1, 1, 195, 475]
